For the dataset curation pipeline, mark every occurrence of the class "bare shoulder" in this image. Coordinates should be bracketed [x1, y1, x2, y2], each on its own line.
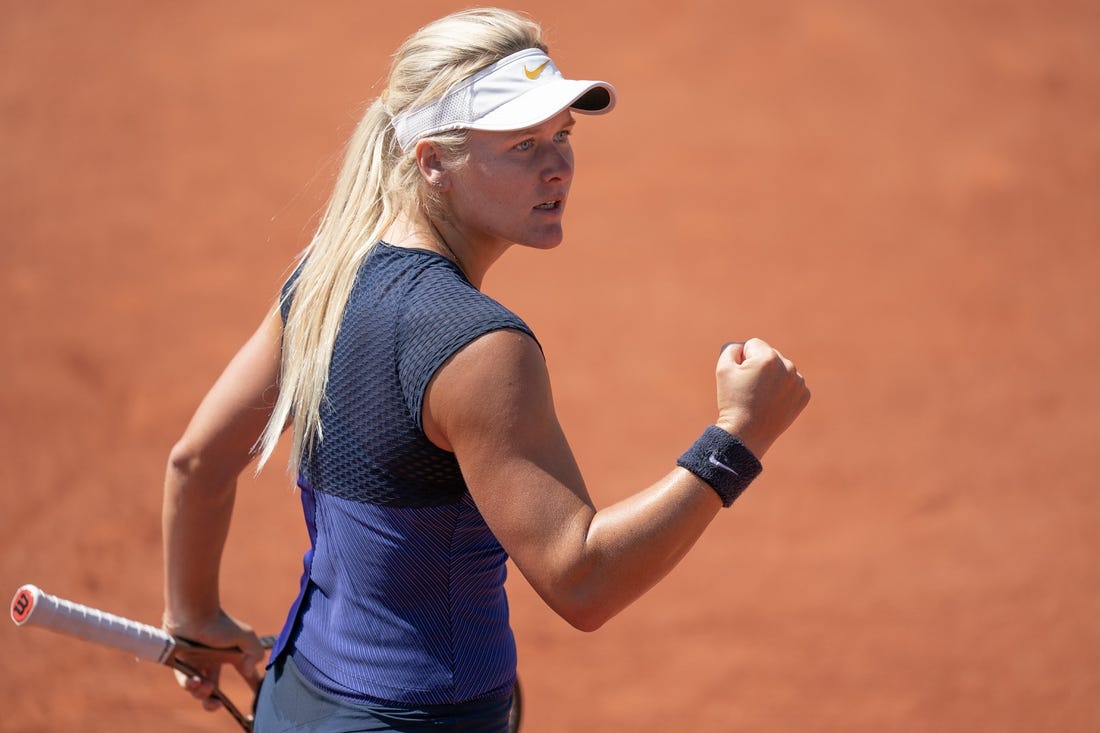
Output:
[422, 327, 550, 452]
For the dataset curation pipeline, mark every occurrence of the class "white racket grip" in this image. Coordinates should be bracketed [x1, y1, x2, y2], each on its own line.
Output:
[11, 584, 176, 665]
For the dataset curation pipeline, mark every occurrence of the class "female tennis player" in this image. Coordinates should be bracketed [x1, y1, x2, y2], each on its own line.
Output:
[161, 7, 810, 732]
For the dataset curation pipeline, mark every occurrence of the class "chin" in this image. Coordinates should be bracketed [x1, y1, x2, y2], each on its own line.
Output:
[530, 237, 564, 251]
[526, 226, 566, 250]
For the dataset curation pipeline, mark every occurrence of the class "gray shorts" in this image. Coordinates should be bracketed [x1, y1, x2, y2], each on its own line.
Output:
[253, 654, 514, 733]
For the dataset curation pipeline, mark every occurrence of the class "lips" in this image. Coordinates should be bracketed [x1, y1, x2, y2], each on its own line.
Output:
[534, 198, 563, 211]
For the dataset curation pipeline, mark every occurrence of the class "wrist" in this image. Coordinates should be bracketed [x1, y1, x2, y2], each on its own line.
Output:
[162, 603, 222, 635]
[714, 418, 770, 459]
[677, 425, 763, 508]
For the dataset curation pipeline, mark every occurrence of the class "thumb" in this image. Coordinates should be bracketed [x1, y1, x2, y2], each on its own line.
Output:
[238, 637, 268, 691]
[740, 337, 773, 363]
[237, 653, 264, 692]
[719, 341, 746, 364]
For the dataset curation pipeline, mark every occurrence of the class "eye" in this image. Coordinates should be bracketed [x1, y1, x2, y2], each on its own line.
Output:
[554, 128, 573, 143]
[514, 139, 535, 152]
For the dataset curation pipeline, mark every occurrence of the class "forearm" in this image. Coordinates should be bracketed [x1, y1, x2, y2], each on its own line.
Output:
[161, 456, 237, 630]
[542, 469, 723, 631]
[162, 455, 267, 709]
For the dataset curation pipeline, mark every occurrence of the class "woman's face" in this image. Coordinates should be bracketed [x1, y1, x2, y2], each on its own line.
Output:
[444, 109, 576, 251]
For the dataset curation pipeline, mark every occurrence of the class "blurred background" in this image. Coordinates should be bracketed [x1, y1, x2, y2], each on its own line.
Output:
[2, 1, 1097, 731]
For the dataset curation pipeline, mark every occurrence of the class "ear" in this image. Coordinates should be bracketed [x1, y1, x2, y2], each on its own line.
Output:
[415, 140, 448, 191]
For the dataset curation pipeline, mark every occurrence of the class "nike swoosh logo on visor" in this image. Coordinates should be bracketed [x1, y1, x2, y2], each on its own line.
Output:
[524, 61, 550, 80]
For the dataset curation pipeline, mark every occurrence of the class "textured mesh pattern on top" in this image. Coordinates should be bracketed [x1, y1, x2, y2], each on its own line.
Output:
[272, 243, 533, 706]
[282, 243, 534, 508]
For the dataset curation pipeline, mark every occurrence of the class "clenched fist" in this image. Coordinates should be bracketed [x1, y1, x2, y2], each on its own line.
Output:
[714, 338, 810, 459]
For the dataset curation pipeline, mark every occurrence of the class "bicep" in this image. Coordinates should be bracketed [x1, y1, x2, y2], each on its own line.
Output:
[424, 329, 596, 586]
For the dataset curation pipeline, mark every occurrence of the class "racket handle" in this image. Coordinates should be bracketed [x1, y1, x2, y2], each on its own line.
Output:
[11, 584, 176, 665]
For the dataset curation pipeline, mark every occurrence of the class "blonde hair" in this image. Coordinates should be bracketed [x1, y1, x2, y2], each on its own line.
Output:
[256, 8, 546, 473]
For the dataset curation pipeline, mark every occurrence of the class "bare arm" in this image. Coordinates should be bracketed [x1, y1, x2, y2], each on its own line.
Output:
[161, 308, 284, 705]
[424, 331, 809, 631]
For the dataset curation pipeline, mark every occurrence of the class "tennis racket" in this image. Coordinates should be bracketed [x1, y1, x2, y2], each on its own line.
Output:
[11, 583, 272, 732]
[12, 583, 524, 732]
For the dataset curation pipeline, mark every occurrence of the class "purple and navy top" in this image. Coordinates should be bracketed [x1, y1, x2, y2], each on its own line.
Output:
[270, 243, 535, 706]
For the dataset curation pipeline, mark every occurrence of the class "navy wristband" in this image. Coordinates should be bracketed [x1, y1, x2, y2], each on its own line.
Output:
[677, 426, 763, 507]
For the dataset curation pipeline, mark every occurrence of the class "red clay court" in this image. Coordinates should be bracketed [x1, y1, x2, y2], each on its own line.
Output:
[3, 2, 1097, 731]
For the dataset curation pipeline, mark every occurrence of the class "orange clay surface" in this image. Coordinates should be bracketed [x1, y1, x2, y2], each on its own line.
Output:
[2, 3, 1098, 732]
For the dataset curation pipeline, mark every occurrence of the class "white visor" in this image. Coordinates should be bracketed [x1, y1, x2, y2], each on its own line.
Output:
[392, 48, 616, 152]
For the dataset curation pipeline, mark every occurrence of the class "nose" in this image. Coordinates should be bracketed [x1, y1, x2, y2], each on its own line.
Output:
[540, 144, 573, 183]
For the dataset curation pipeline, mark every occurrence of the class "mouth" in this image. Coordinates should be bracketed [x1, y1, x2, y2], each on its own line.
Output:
[533, 198, 563, 212]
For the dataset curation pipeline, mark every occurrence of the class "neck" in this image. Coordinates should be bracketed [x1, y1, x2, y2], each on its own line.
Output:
[425, 219, 464, 273]
[383, 213, 509, 290]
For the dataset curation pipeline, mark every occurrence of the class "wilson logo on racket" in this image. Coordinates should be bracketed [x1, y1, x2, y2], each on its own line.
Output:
[11, 588, 34, 623]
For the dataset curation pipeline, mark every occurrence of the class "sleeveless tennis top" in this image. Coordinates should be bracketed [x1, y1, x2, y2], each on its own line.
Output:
[270, 243, 535, 706]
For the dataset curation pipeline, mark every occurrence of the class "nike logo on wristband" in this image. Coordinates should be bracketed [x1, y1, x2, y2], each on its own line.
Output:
[708, 453, 740, 476]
